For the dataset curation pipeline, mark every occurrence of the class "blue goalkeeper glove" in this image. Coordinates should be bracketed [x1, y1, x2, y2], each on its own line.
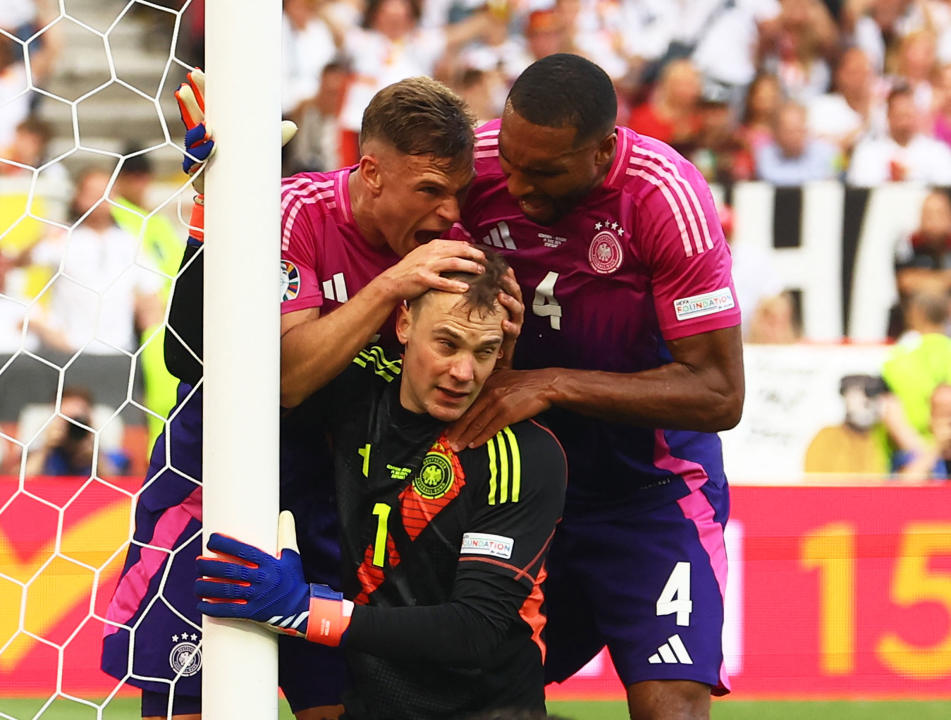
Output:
[195, 511, 353, 646]
[175, 68, 214, 190]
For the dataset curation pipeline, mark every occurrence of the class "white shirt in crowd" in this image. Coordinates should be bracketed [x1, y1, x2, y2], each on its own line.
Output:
[32, 224, 162, 354]
[846, 133, 951, 187]
[281, 12, 337, 115]
[338, 27, 447, 132]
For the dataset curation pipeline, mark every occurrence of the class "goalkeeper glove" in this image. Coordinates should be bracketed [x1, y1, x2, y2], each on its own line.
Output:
[174, 68, 297, 242]
[195, 511, 353, 646]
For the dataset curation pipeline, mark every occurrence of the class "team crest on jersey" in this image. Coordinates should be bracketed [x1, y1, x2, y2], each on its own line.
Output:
[169, 632, 202, 677]
[281, 260, 300, 301]
[589, 221, 624, 274]
[414, 446, 455, 499]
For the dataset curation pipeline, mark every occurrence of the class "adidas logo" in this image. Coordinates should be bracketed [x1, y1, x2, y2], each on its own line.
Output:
[322, 272, 348, 302]
[647, 634, 693, 665]
[482, 222, 516, 250]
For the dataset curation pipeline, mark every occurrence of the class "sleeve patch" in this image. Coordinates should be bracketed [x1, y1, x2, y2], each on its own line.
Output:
[674, 287, 735, 321]
[281, 260, 300, 301]
[460, 532, 514, 559]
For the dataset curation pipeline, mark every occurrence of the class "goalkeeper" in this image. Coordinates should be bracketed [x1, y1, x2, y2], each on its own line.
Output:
[196, 252, 566, 719]
[101, 71, 521, 719]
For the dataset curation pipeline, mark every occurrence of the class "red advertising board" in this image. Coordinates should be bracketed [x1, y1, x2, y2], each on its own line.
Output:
[1, 480, 950, 701]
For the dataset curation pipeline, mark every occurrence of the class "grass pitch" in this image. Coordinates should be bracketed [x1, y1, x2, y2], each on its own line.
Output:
[0, 698, 949, 719]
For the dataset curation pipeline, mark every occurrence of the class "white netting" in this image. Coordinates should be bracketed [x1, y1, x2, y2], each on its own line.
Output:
[0, 1, 205, 717]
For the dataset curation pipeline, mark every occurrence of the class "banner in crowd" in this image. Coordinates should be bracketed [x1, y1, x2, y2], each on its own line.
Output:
[720, 343, 891, 483]
[726, 181, 931, 342]
[2, 479, 950, 701]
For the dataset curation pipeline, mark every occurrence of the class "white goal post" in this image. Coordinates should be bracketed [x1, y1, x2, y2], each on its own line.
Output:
[202, 1, 282, 719]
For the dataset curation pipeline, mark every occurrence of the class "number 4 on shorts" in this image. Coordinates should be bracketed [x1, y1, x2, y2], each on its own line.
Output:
[657, 561, 692, 626]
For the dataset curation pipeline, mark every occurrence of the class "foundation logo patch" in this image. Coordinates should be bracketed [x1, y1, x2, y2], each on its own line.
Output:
[281, 260, 300, 302]
[169, 633, 202, 677]
[673, 287, 735, 321]
[414, 450, 454, 499]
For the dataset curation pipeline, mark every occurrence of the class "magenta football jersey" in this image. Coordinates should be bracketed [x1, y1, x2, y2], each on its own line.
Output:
[281, 168, 401, 327]
[458, 121, 741, 507]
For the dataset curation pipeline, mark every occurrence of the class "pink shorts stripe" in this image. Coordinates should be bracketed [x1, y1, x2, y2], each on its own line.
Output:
[103, 486, 202, 637]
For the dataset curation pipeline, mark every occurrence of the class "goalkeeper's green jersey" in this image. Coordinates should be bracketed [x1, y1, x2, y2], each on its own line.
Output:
[310, 344, 566, 720]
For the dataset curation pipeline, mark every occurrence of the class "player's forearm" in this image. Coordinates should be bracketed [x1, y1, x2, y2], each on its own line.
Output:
[545, 324, 744, 431]
[279, 277, 402, 407]
[543, 357, 743, 431]
[344, 575, 523, 665]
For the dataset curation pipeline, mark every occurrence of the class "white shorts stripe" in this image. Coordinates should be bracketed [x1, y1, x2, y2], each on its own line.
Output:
[626, 168, 693, 257]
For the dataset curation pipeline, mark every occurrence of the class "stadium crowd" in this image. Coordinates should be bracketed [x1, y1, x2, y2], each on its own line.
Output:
[1, 0, 950, 479]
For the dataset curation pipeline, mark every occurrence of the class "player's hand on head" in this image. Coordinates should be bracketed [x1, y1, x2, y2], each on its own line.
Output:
[495, 268, 524, 369]
[195, 511, 352, 646]
[447, 368, 556, 451]
[381, 239, 486, 301]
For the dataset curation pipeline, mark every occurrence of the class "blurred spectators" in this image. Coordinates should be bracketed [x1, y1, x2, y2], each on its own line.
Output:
[27, 167, 163, 356]
[0, 34, 29, 150]
[760, 0, 838, 102]
[930, 383, 951, 479]
[890, 189, 951, 337]
[755, 100, 838, 183]
[552, 0, 628, 81]
[847, 84, 951, 185]
[23, 385, 126, 476]
[892, 30, 937, 116]
[627, 59, 702, 154]
[932, 62, 951, 145]
[880, 290, 951, 474]
[842, 0, 915, 74]
[807, 47, 885, 161]
[0, 115, 69, 191]
[282, 0, 341, 116]
[804, 374, 890, 474]
[687, 0, 782, 114]
[691, 84, 756, 183]
[739, 72, 782, 157]
[336, 0, 490, 146]
[285, 59, 351, 174]
[897, 382, 951, 481]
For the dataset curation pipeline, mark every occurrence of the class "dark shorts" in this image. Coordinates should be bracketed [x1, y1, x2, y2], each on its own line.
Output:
[101, 384, 347, 710]
[543, 482, 731, 694]
[141, 689, 201, 717]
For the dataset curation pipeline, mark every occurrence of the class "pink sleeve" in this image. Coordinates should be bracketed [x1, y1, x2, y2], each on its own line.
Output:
[280, 192, 324, 315]
[642, 165, 741, 340]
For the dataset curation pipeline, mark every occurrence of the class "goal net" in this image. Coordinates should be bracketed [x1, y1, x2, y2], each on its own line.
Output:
[0, 1, 280, 718]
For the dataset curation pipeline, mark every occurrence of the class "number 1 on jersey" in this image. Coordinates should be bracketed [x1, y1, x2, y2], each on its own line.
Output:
[532, 271, 562, 330]
[371, 503, 391, 568]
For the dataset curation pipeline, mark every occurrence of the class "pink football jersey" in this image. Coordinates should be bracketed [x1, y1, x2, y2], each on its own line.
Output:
[458, 121, 740, 505]
[280, 168, 400, 318]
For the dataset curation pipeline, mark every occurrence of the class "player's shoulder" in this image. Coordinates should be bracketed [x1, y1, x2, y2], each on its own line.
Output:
[472, 119, 503, 177]
[471, 419, 567, 491]
[348, 344, 403, 384]
[281, 169, 344, 213]
[609, 126, 710, 200]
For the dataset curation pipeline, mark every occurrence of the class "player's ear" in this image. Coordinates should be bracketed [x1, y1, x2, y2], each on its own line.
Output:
[594, 131, 616, 167]
[395, 302, 412, 345]
[359, 153, 383, 196]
